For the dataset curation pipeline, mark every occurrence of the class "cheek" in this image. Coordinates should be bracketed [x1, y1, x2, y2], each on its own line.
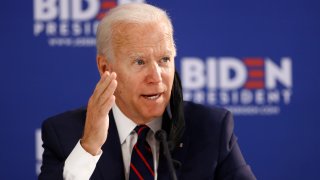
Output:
[116, 72, 140, 96]
[163, 67, 175, 85]
[114, 71, 128, 95]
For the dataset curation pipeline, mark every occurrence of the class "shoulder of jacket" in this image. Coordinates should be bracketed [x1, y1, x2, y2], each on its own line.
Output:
[42, 107, 87, 127]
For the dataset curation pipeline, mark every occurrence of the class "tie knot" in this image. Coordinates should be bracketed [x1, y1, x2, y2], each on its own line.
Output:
[134, 125, 150, 141]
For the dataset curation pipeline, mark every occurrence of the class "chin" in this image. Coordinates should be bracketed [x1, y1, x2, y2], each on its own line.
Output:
[141, 106, 166, 119]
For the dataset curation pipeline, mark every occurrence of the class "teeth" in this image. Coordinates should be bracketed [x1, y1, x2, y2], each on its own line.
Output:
[144, 94, 160, 100]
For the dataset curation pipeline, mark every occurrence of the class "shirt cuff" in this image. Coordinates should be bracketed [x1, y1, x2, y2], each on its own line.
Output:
[63, 140, 102, 180]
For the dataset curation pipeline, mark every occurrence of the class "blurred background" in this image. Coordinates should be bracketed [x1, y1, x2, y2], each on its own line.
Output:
[0, 0, 319, 179]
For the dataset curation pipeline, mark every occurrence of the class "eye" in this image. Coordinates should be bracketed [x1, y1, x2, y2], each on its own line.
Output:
[135, 59, 145, 65]
[161, 56, 170, 63]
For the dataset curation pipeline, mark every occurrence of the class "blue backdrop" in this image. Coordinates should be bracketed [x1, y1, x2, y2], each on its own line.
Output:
[1, 0, 320, 179]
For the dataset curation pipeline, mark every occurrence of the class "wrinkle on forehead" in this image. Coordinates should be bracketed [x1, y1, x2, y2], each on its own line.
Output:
[127, 48, 174, 60]
[111, 21, 175, 57]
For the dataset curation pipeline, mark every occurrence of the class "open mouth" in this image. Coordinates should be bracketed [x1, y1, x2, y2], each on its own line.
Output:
[142, 93, 162, 100]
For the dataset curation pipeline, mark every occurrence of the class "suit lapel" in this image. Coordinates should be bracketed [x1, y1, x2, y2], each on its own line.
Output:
[95, 111, 125, 180]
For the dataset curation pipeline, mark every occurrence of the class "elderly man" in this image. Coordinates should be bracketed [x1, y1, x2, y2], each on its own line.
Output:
[39, 3, 255, 180]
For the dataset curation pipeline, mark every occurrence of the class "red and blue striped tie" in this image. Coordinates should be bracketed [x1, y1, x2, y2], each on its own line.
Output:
[129, 125, 155, 180]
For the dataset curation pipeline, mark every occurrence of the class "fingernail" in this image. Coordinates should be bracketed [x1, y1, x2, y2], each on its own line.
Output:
[111, 72, 117, 78]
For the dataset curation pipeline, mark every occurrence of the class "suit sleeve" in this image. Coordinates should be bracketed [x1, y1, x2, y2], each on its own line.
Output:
[38, 119, 65, 180]
[215, 111, 256, 180]
[38, 119, 102, 180]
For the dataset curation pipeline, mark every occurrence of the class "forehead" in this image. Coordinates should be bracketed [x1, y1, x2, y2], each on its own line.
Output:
[112, 22, 174, 57]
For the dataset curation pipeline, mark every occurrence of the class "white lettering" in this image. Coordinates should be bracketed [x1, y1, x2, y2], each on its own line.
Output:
[183, 89, 291, 106]
[46, 22, 57, 35]
[34, 0, 100, 21]
[34, 22, 44, 36]
[240, 89, 253, 104]
[220, 57, 247, 90]
[267, 91, 280, 104]
[282, 89, 292, 104]
[207, 57, 217, 89]
[72, 0, 99, 21]
[60, 0, 69, 20]
[194, 91, 205, 104]
[72, 23, 82, 36]
[182, 57, 205, 90]
[255, 89, 265, 104]
[34, 21, 98, 37]
[266, 57, 292, 89]
[220, 91, 229, 105]
[207, 91, 217, 104]
[34, 0, 58, 21]
[60, 21, 69, 36]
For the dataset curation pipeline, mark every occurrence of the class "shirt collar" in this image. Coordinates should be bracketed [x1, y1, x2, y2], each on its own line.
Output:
[112, 104, 162, 144]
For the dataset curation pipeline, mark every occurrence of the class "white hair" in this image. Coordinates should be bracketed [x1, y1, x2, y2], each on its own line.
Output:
[96, 3, 175, 61]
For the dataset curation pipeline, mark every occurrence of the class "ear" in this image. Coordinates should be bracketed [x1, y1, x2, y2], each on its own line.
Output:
[96, 55, 112, 76]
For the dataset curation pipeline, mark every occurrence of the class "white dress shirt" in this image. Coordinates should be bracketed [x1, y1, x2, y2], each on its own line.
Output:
[63, 104, 162, 180]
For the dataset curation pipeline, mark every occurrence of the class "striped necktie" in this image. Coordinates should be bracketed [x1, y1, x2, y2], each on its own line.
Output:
[129, 125, 155, 180]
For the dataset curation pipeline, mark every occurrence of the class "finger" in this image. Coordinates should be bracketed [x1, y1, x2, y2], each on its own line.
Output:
[101, 94, 116, 112]
[93, 71, 116, 99]
[94, 71, 112, 96]
[97, 79, 118, 106]
[94, 72, 117, 104]
[92, 71, 110, 98]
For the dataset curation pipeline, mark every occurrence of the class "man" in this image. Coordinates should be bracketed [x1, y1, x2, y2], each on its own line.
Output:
[39, 3, 256, 180]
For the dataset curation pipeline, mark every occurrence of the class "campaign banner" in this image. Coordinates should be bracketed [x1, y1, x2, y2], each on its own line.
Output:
[1, 0, 319, 179]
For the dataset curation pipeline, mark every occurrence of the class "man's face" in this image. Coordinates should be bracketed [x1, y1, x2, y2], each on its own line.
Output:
[109, 22, 175, 124]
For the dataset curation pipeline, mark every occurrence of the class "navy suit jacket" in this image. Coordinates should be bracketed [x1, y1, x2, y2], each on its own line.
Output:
[39, 101, 255, 180]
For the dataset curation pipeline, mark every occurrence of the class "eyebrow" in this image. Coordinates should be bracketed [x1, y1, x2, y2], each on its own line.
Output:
[128, 49, 173, 59]
[163, 49, 173, 56]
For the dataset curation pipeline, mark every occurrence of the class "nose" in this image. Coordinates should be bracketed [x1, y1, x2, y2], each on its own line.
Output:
[146, 62, 162, 84]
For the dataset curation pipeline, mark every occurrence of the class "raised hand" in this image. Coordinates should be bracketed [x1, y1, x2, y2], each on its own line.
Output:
[81, 71, 117, 155]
